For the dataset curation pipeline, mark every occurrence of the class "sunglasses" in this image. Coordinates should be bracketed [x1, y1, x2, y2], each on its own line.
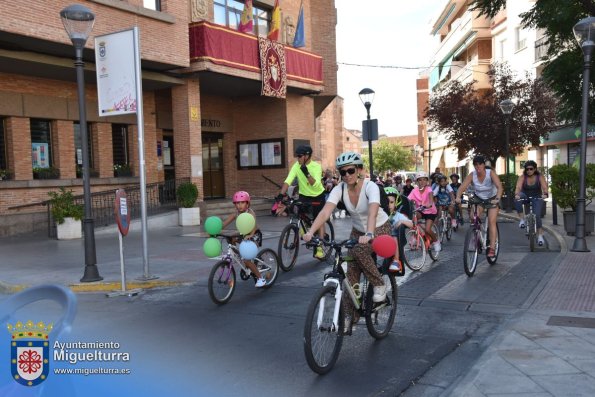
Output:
[339, 168, 357, 176]
[525, 167, 535, 171]
[296, 154, 304, 158]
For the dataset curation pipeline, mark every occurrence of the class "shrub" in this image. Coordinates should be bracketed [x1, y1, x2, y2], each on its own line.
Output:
[550, 164, 595, 211]
[48, 187, 83, 224]
[497, 173, 519, 196]
[176, 182, 198, 208]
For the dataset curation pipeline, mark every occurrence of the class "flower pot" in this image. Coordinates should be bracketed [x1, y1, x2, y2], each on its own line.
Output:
[179, 207, 200, 226]
[562, 210, 594, 236]
[56, 217, 82, 240]
[114, 170, 133, 177]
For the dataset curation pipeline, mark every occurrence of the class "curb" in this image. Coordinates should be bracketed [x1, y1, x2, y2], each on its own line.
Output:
[0, 280, 195, 295]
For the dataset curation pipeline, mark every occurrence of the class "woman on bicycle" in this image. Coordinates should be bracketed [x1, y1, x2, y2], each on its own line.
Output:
[455, 155, 503, 259]
[303, 151, 392, 333]
[222, 191, 266, 288]
[513, 160, 548, 246]
[407, 171, 441, 252]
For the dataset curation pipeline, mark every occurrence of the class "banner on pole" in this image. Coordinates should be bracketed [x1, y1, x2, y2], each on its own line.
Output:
[95, 29, 137, 116]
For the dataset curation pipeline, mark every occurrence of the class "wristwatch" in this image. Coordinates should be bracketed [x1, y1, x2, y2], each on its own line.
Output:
[365, 232, 374, 238]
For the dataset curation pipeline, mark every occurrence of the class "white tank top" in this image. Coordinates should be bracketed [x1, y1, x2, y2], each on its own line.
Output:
[472, 169, 497, 199]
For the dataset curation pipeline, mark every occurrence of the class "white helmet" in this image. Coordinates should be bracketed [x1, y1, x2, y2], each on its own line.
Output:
[416, 171, 429, 181]
[336, 151, 363, 168]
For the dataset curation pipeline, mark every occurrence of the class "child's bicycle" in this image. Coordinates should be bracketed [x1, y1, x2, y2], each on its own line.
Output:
[276, 196, 335, 271]
[516, 196, 544, 252]
[436, 204, 454, 242]
[401, 206, 440, 271]
[302, 237, 398, 375]
[463, 194, 500, 277]
[208, 232, 279, 305]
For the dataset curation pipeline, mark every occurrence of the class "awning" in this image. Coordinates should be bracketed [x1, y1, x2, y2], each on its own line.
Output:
[430, 148, 444, 172]
[444, 147, 459, 168]
[429, 66, 440, 90]
[439, 54, 454, 82]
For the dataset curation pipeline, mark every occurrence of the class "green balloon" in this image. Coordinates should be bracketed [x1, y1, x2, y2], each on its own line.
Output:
[203, 237, 222, 258]
[204, 216, 223, 236]
[236, 212, 256, 235]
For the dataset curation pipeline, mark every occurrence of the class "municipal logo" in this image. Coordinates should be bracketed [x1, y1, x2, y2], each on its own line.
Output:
[8, 320, 52, 387]
[99, 41, 106, 58]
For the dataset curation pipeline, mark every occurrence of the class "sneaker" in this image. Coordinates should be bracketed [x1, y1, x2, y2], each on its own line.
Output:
[519, 219, 526, 228]
[372, 284, 387, 302]
[389, 260, 402, 273]
[432, 241, 442, 252]
[255, 277, 266, 288]
[487, 247, 496, 259]
[537, 235, 545, 246]
[314, 246, 325, 259]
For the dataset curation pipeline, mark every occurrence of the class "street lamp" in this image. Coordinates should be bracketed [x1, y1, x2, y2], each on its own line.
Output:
[427, 136, 432, 174]
[60, 4, 103, 281]
[359, 88, 375, 178]
[499, 99, 515, 213]
[570, 16, 595, 252]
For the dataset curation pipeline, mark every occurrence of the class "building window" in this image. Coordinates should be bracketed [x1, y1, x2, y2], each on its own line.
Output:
[515, 27, 527, 52]
[143, 0, 161, 11]
[499, 38, 507, 60]
[112, 124, 129, 166]
[74, 122, 94, 177]
[30, 119, 52, 169]
[0, 118, 6, 171]
[237, 138, 285, 169]
[214, 0, 271, 36]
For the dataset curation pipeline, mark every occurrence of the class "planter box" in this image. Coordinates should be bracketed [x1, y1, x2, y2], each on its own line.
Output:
[563, 211, 594, 236]
[56, 217, 82, 240]
[179, 207, 200, 226]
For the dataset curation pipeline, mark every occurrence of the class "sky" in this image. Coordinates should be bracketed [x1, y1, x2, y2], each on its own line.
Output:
[335, 0, 440, 137]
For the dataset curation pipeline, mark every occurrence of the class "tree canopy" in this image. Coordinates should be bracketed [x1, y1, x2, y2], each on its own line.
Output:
[425, 63, 558, 165]
[470, 0, 595, 122]
[362, 140, 414, 175]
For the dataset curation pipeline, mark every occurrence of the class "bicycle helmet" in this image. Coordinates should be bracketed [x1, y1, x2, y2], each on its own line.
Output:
[233, 191, 251, 203]
[335, 151, 363, 168]
[450, 173, 460, 179]
[437, 174, 447, 181]
[295, 145, 313, 156]
[384, 186, 399, 197]
[416, 171, 429, 181]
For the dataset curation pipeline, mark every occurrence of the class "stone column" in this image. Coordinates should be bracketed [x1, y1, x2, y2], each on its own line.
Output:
[5, 117, 32, 180]
[53, 120, 76, 179]
[93, 123, 114, 178]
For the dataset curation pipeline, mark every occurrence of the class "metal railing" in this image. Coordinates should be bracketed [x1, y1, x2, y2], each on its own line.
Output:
[535, 36, 549, 62]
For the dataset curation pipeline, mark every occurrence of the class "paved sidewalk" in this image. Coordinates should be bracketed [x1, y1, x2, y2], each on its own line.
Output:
[427, 200, 595, 396]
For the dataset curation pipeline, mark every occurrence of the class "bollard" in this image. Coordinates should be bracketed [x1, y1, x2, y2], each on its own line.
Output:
[552, 197, 558, 226]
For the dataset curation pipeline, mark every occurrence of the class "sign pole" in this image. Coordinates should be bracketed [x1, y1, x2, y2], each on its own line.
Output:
[118, 231, 126, 292]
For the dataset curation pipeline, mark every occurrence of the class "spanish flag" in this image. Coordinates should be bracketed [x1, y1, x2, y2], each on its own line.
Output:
[267, 0, 280, 41]
[238, 0, 253, 33]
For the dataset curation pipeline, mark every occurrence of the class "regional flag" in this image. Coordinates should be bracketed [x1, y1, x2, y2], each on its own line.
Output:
[238, 0, 253, 33]
[293, 1, 305, 48]
[268, 0, 281, 41]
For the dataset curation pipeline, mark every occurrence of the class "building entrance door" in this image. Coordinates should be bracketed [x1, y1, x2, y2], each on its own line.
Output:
[202, 134, 225, 199]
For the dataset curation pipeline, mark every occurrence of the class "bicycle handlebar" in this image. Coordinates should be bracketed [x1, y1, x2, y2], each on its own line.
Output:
[304, 236, 358, 250]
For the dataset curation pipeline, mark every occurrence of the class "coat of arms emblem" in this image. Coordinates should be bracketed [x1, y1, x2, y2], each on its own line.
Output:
[8, 320, 52, 387]
[268, 54, 279, 83]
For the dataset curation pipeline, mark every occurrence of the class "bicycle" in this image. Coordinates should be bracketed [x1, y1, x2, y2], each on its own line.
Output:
[436, 204, 453, 242]
[463, 195, 500, 277]
[401, 206, 440, 271]
[277, 197, 335, 272]
[303, 237, 397, 375]
[516, 196, 544, 252]
[208, 232, 279, 305]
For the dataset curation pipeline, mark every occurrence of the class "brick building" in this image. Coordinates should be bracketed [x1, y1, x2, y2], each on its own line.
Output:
[0, 0, 339, 236]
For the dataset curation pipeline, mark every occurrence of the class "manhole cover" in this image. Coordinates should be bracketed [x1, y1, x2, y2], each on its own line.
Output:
[547, 316, 595, 329]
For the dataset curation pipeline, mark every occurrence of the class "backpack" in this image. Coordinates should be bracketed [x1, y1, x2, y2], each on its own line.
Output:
[336, 181, 391, 216]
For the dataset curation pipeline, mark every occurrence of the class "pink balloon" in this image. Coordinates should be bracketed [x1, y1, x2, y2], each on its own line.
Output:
[372, 235, 397, 258]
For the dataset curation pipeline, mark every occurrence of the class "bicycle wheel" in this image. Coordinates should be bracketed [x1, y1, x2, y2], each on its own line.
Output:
[313, 220, 335, 261]
[438, 218, 445, 243]
[255, 248, 279, 288]
[277, 224, 300, 271]
[428, 223, 440, 261]
[446, 216, 453, 241]
[527, 215, 536, 252]
[303, 285, 344, 375]
[365, 273, 397, 339]
[253, 229, 263, 247]
[463, 228, 479, 277]
[402, 229, 426, 271]
[208, 260, 236, 305]
[486, 223, 500, 265]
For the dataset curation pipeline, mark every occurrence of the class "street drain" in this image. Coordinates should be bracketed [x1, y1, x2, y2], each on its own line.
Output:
[547, 315, 595, 329]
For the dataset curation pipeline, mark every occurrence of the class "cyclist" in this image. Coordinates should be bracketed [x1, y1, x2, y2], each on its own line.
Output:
[513, 160, 548, 246]
[433, 175, 457, 229]
[450, 173, 464, 225]
[222, 191, 266, 287]
[303, 151, 392, 334]
[402, 178, 414, 197]
[277, 145, 326, 258]
[407, 171, 441, 252]
[455, 155, 503, 259]
[385, 187, 413, 272]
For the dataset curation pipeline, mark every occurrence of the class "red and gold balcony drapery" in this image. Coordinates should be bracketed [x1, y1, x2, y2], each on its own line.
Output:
[189, 21, 323, 86]
[258, 37, 286, 98]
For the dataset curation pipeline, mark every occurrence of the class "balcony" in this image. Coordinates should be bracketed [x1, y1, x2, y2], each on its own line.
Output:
[451, 60, 491, 89]
[534, 36, 549, 63]
[188, 21, 323, 94]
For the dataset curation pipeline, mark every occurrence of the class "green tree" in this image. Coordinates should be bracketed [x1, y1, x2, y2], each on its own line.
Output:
[425, 63, 558, 165]
[470, 0, 595, 122]
[361, 140, 414, 175]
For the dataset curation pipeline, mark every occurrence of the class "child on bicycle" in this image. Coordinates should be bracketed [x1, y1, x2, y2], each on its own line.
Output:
[450, 173, 464, 225]
[385, 187, 413, 272]
[433, 175, 457, 229]
[407, 172, 441, 252]
[222, 191, 266, 288]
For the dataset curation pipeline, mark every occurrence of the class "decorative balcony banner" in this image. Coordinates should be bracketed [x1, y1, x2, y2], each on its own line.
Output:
[258, 37, 287, 98]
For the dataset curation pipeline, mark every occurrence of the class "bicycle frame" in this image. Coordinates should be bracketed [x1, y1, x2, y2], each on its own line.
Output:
[469, 202, 487, 249]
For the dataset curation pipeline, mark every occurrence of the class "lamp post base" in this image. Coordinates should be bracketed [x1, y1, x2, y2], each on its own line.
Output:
[80, 265, 103, 282]
[570, 238, 590, 252]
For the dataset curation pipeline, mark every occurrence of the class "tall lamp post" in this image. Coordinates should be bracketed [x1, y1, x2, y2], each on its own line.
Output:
[427, 136, 432, 174]
[499, 99, 515, 213]
[359, 88, 375, 178]
[570, 16, 595, 252]
[60, 4, 103, 281]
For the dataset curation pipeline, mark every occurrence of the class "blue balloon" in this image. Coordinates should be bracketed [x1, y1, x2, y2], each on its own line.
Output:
[239, 240, 259, 260]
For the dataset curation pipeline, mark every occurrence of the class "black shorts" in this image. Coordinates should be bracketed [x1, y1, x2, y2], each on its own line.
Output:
[299, 193, 326, 219]
[420, 213, 437, 221]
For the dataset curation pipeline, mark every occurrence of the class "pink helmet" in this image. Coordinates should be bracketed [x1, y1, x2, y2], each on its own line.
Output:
[233, 191, 251, 203]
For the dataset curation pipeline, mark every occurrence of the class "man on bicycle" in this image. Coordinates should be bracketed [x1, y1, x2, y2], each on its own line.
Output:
[433, 174, 457, 229]
[277, 145, 326, 258]
[455, 155, 503, 259]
